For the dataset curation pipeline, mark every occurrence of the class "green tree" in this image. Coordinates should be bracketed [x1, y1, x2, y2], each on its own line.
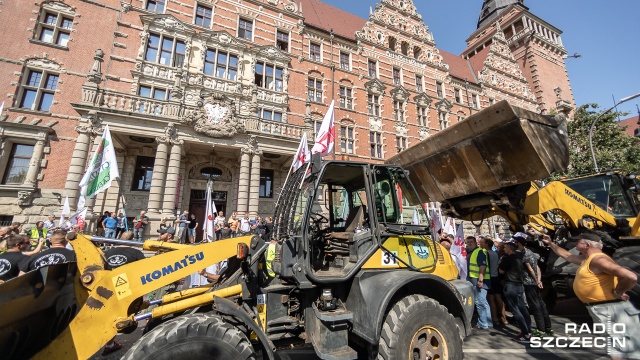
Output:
[558, 104, 640, 178]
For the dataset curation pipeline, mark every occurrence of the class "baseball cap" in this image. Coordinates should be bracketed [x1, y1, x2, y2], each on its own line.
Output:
[513, 236, 527, 245]
[512, 232, 528, 240]
[569, 232, 601, 242]
[158, 226, 176, 235]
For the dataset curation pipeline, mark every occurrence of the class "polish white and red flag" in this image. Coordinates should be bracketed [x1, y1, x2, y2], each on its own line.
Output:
[311, 100, 335, 157]
[292, 132, 310, 171]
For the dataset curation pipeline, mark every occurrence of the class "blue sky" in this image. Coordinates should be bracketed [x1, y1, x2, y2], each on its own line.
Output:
[321, 0, 640, 120]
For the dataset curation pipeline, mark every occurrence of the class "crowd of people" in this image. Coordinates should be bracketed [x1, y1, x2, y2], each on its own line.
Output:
[437, 228, 639, 358]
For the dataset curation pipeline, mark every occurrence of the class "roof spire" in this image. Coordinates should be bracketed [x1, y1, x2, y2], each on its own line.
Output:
[477, 0, 525, 29]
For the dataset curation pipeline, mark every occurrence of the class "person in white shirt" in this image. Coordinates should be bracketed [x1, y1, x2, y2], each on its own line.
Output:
[239, 212, 252, 235]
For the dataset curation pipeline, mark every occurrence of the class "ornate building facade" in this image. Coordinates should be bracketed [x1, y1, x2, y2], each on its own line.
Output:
[0, 0, 574, 238]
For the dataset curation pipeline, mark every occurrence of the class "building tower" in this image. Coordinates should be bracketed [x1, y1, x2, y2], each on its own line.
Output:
[465, 0, 575, 116]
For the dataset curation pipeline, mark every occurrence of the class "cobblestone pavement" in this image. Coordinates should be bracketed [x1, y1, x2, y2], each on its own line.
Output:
[91, 298, 608, 360]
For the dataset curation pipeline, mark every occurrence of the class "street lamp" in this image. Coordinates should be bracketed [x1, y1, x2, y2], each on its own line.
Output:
[589, 92, 640, 172]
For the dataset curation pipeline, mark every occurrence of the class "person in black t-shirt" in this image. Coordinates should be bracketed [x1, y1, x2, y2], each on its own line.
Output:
[0, 235, 31, 282]
[20, 230, 75, 273]
[102, 235, 145, 355]
[498, 242, 532, 341]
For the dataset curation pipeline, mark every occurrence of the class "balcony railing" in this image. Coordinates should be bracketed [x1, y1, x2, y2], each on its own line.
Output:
[80, 87, 305, 139]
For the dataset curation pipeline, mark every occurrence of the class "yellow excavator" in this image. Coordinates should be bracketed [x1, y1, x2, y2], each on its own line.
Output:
[0, 101, 571, 359]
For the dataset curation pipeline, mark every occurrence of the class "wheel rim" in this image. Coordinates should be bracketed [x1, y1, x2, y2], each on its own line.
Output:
[408, 325, 447, 360]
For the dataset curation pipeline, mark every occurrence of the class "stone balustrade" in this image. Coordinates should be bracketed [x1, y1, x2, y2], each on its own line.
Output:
[80, 87, 306, 139]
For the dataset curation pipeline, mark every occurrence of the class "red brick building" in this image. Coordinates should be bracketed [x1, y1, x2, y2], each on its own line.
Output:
[0, 0, 574, 237]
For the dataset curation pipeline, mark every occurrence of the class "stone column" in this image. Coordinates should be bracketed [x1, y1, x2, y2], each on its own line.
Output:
[147, 138, 169, 214]
[162, 139, 183, 216]
[237, 149, 251, 214]
[23, 137, 46, 188]
[248, 151, 261, 216]
[64, 115, 99, 210]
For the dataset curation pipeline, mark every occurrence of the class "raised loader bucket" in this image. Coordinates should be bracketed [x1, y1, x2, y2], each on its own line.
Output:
[0, 263, 79, 360]
[386, 100, 569, 203]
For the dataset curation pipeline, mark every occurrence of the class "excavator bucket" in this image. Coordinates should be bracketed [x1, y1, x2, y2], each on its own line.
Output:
[386, 100, 569, 204]
[0, 263, 79, 360]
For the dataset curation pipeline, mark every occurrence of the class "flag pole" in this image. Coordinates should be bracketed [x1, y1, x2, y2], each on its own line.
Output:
[274, 165, 293, 210]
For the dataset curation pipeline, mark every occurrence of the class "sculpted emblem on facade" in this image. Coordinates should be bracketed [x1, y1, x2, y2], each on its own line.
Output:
[180, 93, 244, 138]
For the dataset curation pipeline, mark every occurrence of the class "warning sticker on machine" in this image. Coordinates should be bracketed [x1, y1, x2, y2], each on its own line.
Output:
[112, 273, 132, 300]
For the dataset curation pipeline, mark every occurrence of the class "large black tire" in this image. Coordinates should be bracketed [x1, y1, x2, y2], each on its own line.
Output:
[378, 294, 463, 360]
[123, 314, 255, 360]
[613, 246, 640, 308]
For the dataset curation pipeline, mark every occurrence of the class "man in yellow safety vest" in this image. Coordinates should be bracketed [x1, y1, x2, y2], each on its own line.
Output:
[466, 236, 493, 329]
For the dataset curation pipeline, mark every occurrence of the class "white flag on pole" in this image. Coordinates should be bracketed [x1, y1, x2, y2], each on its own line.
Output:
[429, 209, 442, 235]
[442, 217, 456, 236]
[70, 207, 88, 231]
[78, 124, 120, 208]
[311, 100, 335, 156]
[411, 208, 420, 225]
[0, 102, 4, 118]
[292, 132, 311, 171]
[59, 196, 70, 226]
[203, 182, 217, 242]
[451, 221, 467, 279]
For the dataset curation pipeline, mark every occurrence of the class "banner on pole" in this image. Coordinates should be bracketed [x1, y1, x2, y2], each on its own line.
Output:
[78, 124, 120, 208]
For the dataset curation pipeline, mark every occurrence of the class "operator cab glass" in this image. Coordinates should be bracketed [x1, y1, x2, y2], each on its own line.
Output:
[563, 174, 636, 218]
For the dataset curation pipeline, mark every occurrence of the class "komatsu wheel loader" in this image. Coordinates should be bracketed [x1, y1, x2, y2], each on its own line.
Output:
[0, 100, 568, 359]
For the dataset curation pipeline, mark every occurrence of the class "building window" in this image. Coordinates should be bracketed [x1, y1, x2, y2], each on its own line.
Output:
[238, 18, 253, 40]
[19, 69, 58, 112]
[195, 4, 213, 28]
[436, 81, 444, 98]
[340, 52, 350, 70]
[37, 11, 73, 47]
[257, 109, 283, 122]
[393, 68, 401, 85]
[489, 97, 496, 105]
[204, 49, 238, 80]
[254, 62, 284, 91]
[0, 215, 14, 227]
[307, 78, 322, 103]
[314, 120, 322, 137]
[367, 94, 380, 116]
[368, 60, 377, 78]
[438, 111, 448, 130]
[414, 46, 422, 60]
[146, 0, 165, 12]
[418, 106, 428, 126]
[276, 30, 289, 51]
[259, 169, 274, 198]
[472, 94, 479, 109]
[2, 144, 34, 185]
[389, 37, 397, 51]
[396, 136, 407, 152]
[138, 85, 170, 115]
[454, 88, 462, 104]
[145, 33, 185, 68]
[309, 43, 321, 62]
[370, 132, 382, 159]
[131, 156, 155, 191]
[415, 75, 423, 92]
[340, 125, 355, 154]
[339, 86, 353, 110]
[401, 42, 409, 56]
[394, 101, 404, 122]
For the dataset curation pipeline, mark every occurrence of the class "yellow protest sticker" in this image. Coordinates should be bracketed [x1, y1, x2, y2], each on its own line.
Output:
[112, 273, 132, 300]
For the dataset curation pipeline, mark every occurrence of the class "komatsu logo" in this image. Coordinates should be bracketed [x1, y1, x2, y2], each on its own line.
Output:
[140, 252, 205, 285]
[564, 188, 593, 210]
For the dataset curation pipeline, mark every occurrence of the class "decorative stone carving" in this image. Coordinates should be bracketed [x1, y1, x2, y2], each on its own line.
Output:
[18, 190, 36, 207]
[394, 122, 407, 136]
[418, 126, 431, 140]
[242, 135, 261, 155]
[414, 93, 432, 108]
[180, 93, 244, 138]
[86, 49, 104, 85]
[170, 69, 184, 99]
[364, 78, 387, 96]
[75, 111, 102, 136]
[368, 117, 383, 131]
[188, 162, 233, 182]
[390, 85, 410, 101]
[435, 98, 453, 113]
